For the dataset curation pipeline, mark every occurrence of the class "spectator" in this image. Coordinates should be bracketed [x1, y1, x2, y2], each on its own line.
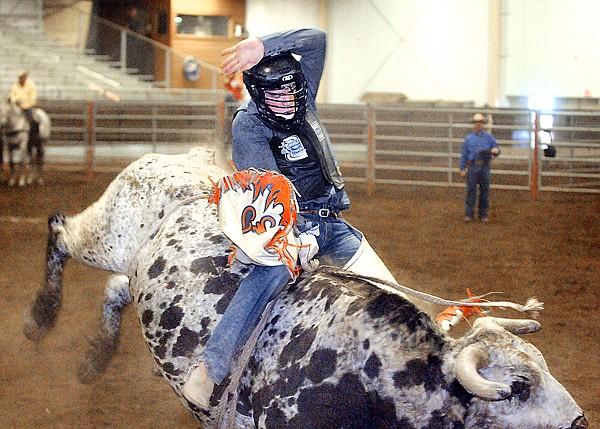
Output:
[222, 73, 244, 145]
[224, 72, 244, 102]
[9, 70, 38, 146]
[126, 6, 146, 34]
[460, 113, 500, 223]
[181, 28, 397, 409]
[125, 6, 153, 76]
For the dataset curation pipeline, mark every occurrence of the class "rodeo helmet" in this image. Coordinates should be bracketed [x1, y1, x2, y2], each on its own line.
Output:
[243, 53, 308, 130]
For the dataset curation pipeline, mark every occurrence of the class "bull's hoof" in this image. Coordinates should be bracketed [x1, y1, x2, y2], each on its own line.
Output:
[77, 358, 105, 384]
[18, 176, 26, 187]
[8, 177, 16, 187]
[77, 334, 118, 384]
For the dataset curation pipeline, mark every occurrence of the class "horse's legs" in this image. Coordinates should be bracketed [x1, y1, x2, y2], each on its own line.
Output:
[7, 143, 17, 186]
[23, 213, 69, 341]
[18, 162, 29, 187]
[0, 134, 4, 184]
[26, 135, 42, 184]
[78, 273, 131, 384]
[7, 134, 30, 186]
[34, 137, 45, 184]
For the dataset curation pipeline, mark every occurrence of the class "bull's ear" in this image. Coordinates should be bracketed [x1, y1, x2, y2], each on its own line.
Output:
[473, 317, 541, 335]
[455, 343, 511, 401]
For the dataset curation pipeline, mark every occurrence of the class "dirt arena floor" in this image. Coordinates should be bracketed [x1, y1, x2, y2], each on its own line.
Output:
[1, 166, 598, 428]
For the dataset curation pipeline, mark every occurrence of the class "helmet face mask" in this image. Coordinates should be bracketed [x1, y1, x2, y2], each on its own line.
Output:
[243, 53, 307, 130]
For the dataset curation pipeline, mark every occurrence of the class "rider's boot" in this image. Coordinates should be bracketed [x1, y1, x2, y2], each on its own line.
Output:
[181, 361, 215, 409]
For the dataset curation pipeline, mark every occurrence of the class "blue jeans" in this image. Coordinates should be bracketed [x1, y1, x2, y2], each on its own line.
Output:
[465, 165, 491, 219]
[201, 214, 361, 384]
[296, 213, 362, 267]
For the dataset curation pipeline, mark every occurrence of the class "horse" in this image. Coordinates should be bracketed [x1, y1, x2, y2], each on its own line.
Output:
[23, 149, 587, 429]
[0, 100, 50, 186]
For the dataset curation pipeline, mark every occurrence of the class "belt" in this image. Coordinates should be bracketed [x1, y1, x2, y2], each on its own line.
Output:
[472, 160, 489, 166]
[300, 208, 341, 219]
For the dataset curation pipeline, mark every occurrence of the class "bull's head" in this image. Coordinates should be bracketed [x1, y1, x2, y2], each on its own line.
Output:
[455, 317, 587, 429]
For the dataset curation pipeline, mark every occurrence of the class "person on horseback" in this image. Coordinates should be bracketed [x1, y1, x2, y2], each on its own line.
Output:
[9, 70, 38, 151]
[182, 28, 397, 409]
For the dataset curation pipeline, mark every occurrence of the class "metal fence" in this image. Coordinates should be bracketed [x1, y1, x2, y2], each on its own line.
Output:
[537, 110, 600, 192]
[319, 105, 600, 194]
[38, 101, 600, 194]
[40, 100, 223, 167]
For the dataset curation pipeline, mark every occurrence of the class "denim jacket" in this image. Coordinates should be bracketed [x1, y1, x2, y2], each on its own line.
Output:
[231, 28, 349, 212]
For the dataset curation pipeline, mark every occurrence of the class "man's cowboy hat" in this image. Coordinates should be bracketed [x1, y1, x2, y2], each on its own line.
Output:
[473, 113, 485, 122]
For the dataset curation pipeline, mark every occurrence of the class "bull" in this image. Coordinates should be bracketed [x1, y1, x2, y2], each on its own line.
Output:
[24, 149, 587, 429]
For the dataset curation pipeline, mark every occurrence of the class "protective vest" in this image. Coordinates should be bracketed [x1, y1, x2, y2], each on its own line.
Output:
[267, 110, 344, 203]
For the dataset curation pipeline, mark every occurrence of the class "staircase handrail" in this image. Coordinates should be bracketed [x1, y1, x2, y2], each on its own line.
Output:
[43, 3, 221, 89]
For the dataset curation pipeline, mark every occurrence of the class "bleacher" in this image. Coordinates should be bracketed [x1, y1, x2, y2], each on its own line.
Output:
[0, 15, 224, 103]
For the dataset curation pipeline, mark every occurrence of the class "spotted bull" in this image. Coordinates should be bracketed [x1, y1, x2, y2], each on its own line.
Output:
[24, 149, 587, 429]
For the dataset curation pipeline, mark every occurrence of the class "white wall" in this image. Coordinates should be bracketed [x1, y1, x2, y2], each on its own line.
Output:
[327, 0, 490, 104]
[44, 1, 92, 49]
[504, 0, 600, 101]
[245, 0, 324, 36]
[246, 0, 600, 106]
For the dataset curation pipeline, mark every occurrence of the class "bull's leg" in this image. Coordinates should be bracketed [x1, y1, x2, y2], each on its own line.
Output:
[23, 213, 69, 341]
[78, 273, 131, 384]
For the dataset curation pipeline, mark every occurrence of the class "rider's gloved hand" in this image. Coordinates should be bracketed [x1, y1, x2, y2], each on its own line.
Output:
[298, 231, 320, 272]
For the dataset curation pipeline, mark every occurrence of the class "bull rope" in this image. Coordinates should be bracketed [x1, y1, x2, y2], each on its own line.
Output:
[322, 267, 544, 317]
[214, 298, 278, 428]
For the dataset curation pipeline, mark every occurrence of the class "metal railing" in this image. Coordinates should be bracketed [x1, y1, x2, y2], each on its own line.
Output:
[320, 106, 535, 190]
[38, 101, 600, 194]
[48, 9, 221, 90]
[535, 110, 600, 192]
[0, 14, 225, 102]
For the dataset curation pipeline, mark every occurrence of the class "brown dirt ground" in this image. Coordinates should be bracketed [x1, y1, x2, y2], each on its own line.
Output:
[0, 168, 598, 428]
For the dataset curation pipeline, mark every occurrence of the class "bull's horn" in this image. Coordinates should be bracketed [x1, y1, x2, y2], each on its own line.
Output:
[473, 317, 541, 335]
[455, 343, 511, 400]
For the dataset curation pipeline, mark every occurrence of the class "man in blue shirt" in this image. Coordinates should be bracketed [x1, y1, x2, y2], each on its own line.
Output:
[182, 28, 396, 409]
[459, 113, 500, 223]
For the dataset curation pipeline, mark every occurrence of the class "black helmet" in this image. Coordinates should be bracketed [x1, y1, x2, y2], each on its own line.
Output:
[243, 53, 307, 130]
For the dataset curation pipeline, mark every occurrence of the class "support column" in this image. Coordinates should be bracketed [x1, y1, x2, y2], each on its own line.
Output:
[488, 0, 503, 107]
[318, 0, 329, 103]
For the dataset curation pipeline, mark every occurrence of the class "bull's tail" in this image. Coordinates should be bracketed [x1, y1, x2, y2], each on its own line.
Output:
[23, 212, 69, 342]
